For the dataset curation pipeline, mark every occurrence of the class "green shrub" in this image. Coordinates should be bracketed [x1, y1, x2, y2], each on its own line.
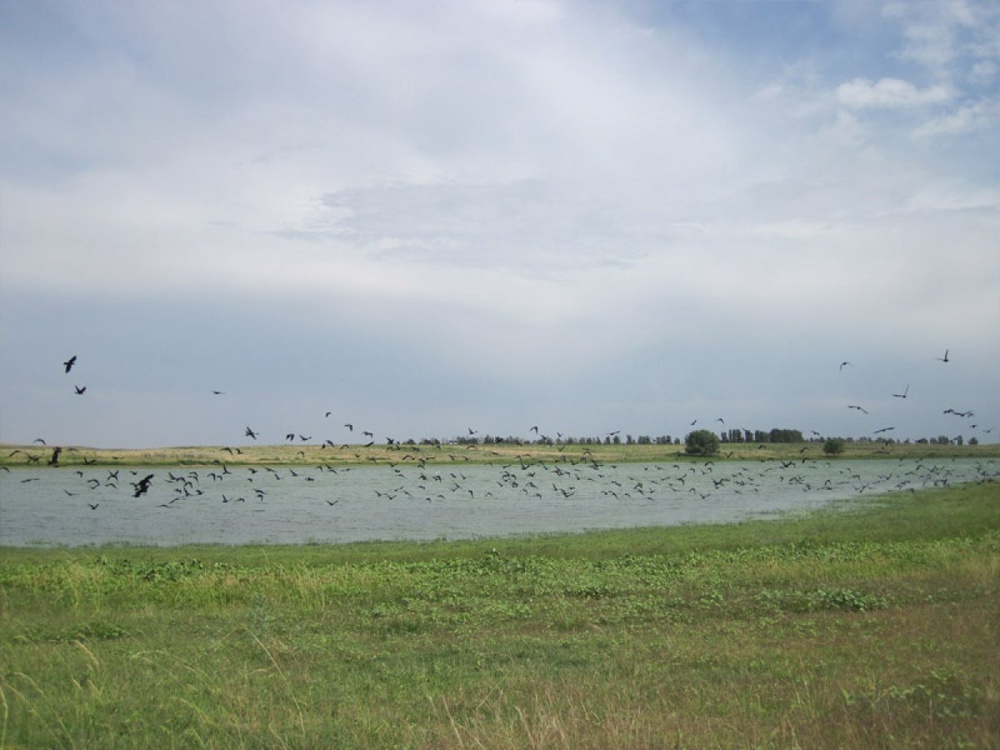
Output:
[824, 437, 846, 456]
[685, 429, 720, 456]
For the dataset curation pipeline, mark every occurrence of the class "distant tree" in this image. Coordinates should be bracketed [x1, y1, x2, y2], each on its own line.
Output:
[969, 437, 979, 446]
[823, 438, 846, 456]
[685, 429, 720, 457]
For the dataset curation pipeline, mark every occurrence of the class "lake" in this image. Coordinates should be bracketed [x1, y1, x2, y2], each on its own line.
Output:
[2, 457, 997, 547]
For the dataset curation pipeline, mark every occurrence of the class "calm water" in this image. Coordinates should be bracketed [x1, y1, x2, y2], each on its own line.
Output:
[2, 457, 997, 547]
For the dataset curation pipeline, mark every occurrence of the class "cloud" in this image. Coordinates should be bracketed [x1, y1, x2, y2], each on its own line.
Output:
[1, 1, 998, 447]
[913, 98, 1000, 136]
[836, 77, 952, 109]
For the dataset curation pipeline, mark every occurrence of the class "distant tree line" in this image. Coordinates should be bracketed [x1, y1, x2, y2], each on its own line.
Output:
[406, 430, 976, 449]
[448, 434, 681, 447]
[719, 428, 804, 444]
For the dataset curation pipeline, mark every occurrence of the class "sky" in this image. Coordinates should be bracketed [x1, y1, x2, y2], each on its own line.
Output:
[1, 0, 998, 449]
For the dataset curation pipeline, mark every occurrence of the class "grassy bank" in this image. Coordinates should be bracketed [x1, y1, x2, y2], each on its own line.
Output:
[3, 439, 999, 468]
[1, 483, 998, 748]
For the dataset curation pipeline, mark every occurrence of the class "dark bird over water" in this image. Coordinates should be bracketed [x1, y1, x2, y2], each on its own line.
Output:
[63, 355, 77, 373]
[48, 447, 62, 466]
[132, 474, 154, 498]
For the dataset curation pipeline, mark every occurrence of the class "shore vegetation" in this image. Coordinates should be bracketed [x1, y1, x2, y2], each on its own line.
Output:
[2, 481, 998, 748]
[2, 439, 998, 469]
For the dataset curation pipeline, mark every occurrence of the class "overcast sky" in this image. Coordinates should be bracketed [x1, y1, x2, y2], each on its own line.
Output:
[1, 0, 998, 449]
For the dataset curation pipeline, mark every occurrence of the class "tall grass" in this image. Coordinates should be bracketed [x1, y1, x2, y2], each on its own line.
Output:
[1, 483, 998, 748]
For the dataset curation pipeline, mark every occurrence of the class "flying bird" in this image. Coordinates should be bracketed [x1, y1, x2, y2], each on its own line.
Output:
[132, 474, 154, 498]
[892, 384, 909, 399]
[935, 349, 950, 363]
[74, 385, 87, 395]
[847, 405, 869, 414]
[212, 390, 226, 395]
[48, 447, 62, 466]
[245, 426, 259, 440]
[839, 361, 853, 371]
[63, 355, 77, 373]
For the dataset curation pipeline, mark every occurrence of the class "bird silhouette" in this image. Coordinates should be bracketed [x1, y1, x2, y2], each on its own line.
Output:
[935, 349, 950, 362]
[847, 405, 869, 414]
[48, 447, 62, 466]
[839, 361, 853, 371]
[132, 474, 154, 498]
[892, 384, 909, 399]
[212, 390, 226, 395]
[63, 355, 77, 373]
[74, 385, 87, 395]
[245, 426, 259, 440]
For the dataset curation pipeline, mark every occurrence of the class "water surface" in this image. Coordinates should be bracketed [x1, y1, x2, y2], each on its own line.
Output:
[2, 457, 996, 547]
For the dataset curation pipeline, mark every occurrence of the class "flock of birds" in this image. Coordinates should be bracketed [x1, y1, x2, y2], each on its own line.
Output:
[2, 349, 995, 528]
[838, 349, 988, 440]
[7, 437, 1000, 532]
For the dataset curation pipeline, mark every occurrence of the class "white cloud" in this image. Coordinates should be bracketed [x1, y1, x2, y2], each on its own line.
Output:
[1, 1, 998, 446]
[882, 0, 1000, 84]
[836, 77, 952, 109]
[913, 98, 1000, 136]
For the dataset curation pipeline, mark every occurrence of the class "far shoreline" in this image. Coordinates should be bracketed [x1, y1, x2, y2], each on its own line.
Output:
[2, 440, 998, 468]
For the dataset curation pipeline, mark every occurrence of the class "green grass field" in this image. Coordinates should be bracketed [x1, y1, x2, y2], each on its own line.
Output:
[1, 479, 998, 748]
